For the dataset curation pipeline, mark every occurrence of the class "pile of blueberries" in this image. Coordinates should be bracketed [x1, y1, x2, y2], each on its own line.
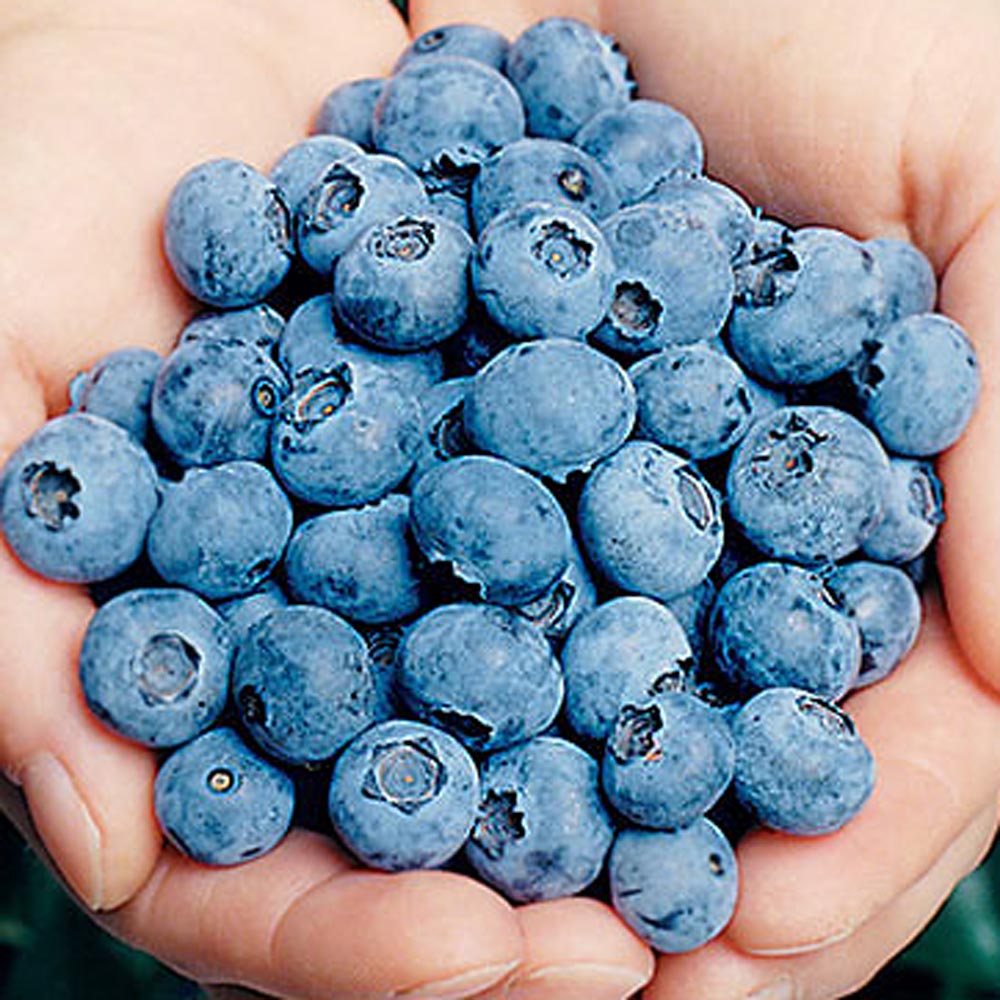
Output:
[0, 18, 981, 955]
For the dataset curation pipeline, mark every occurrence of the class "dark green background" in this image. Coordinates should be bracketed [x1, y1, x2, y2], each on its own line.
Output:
[2, 809, 999, 999]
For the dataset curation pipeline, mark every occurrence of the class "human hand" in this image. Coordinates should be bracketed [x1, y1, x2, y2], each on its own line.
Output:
[0, 2, 653, 998]
[3, 2, 1000, 999]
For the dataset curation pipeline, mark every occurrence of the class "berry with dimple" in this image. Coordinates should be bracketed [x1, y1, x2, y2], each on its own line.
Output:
[328, 719, 480, 871]
[155, 727, 295, 866]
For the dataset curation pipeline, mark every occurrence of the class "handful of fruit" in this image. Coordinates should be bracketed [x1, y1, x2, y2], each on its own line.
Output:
[0, 16, 979, 956]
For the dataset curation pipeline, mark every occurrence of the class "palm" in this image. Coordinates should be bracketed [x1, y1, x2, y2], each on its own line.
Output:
[4, 1, 1000, 998]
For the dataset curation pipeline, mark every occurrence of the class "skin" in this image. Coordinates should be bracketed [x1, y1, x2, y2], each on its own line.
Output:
[1, 0, 1000, 997]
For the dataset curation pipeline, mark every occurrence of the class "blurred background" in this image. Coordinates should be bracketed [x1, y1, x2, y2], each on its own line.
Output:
[2, 809, 999, 999]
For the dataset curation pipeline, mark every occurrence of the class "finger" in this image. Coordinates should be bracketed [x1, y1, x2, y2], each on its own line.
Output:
[0, 0, 408, 404]
[107, 830, 523, 1000]
[408, 0, 597, 40]
[474, 898, 654, 1000]
[644, 800, 1000, 1000]
[723, 596, 1000, 955]
[599, 0, 1000, 693]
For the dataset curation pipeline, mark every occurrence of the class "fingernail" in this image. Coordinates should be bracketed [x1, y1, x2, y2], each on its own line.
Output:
[394, 960, 521, 999]
[746, 977, 798, 1000]
[21, 753, 104, 910]
[505, 964, 648, 1000]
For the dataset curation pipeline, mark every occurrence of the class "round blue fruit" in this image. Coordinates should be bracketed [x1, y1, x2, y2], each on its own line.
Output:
[464, 339, 636, 481]
[328, 719, 480, 871]
[594, 202, 733, 356]
[154, 727, 294, 866]
[373, 56, 525, 179]
[233, 605, 376, 765]
[397, 603, 564, 752]
[269, 135, 364, 211]
[0, 413, 160, 583]
[394, 24, 509, 72]
[710, 562, 862, 700]
[79, 588, 233, 748]
[853, 312, 980, 456]
[726, 406, 892, 565]
[562, 596, 695, 743]
[410, 455, 571, 605]
[465, 737, 614, 902]
[732, 687, 875, 835]
[610, 820, 738, 953]
[69, 347, 161, 442]
[578, 440, 724, 602]
[270, 362, 422, 507]
[470, 137, 619, 233]
[285, 494, 426, 626]
[505, 18, 632, 140]
[575, 99, 704, 204]
[150, 337, 289, 468]
[861, 457, 944, 564]
[334, 215, 473, 350]
[313, 81, 384, 148]
[163, 158, 292, 308]
[179, 304, 285, 355]
[602, 690, 735, 829]
[472, 202, 615, 341]
[147, 461, 292, 601]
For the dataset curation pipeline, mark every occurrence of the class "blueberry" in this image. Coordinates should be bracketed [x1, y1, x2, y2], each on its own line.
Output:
[710, 562, 861, 700]
[729, 227, 885, 385]
[865, 236, 936, 322]
[163, 158, 292, 307]
[465, 737, 613, 901]
[852, 312, 980, 456]
[313, 80, 384, 148]
[825, 562, 922, 689]
[373, 57, 525, 183]
[464, 340, 636, 481]
[397, 603, 563, 752]
[278, 294, 444, 391]
[472, 202, 615, 341]
[79, 588, 233, 747]
[179, 304, 285, 355]
[285, 494, 425, 625]
[147, 461, 292, 600]
[269, 135, 364, 211]
[602, 690, 735, 829]
[732, 687, 875, 835]
[395, 24, 509, 72]
[334, 215, 473, 350]
[609, 820, 738, 953]
[215, 580, 288, 642]
[726, 406, 892, 564]
[328, 719, 479, 870]
[410, 455, 571, 605]
[562, 596, 695, 742]
[646, 174, 755, 261]
[69, 348, 161, 442]
[470, 138, 619, 233]
[631, 344, 755, 460]
[594, 203, 733, 357]
[577, 441, 724, 602]
[409, 377, 474, 484]
[154, 727, 294, 866]
[861, 457, 944, 563]
[150, 337, 289, 467]
[0, 414, 160, 583]
[513, 540, 597, 642]
[296, 153, 429, 276]
[233, 605, 375, 765]
[505, 18, 632, 140]
[270, 362, 422, 507]
[575, 99, 704, 204]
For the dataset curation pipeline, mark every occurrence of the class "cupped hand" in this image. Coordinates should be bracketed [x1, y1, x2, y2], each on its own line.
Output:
[3, 1, 1000, 998]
